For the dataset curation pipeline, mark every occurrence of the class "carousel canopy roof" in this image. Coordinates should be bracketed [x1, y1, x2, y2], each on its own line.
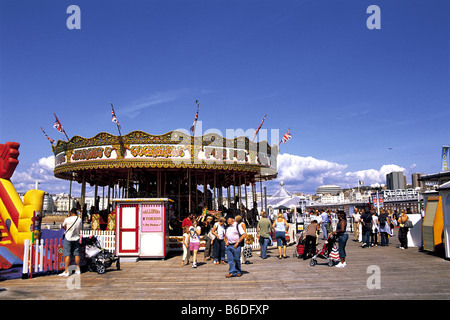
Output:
[52, 130, 278, 187]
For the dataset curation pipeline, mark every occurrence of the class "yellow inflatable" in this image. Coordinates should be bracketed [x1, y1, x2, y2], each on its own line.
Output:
[0, 142, 44, 245]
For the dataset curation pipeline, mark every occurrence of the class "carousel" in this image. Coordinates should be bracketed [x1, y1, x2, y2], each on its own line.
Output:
[52, 129, 278, 257]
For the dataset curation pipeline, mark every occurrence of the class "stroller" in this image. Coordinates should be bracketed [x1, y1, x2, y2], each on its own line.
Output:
[293, 232, 305, 258]
[310, 234, 340, 267]
[293, 231, 316, 260]
[82, 236, 120, 274]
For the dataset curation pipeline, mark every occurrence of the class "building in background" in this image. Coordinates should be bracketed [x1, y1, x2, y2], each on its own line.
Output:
[386, 171, 406, 190]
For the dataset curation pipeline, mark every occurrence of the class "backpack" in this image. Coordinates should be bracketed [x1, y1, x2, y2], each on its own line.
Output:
[379, 214, 386, 228]
[361, 213, 372, 230]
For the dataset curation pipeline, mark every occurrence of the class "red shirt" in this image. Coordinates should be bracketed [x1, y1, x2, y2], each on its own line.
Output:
[182, 217, 193, 228]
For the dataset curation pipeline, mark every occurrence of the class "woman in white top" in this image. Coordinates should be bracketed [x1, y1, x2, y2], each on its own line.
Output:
[272, 213, 289, 259]
[211, 217, 226, 264]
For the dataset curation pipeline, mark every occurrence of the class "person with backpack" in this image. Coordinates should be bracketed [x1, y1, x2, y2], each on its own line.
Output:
[378, 209, 391, 246]
[360, 209, 372, 248]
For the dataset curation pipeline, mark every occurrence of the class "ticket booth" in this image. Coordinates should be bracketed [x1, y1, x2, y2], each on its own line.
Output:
[114, 198, 172, 259]
[422, 195, 444, 253]
[438, 182, 450, 259]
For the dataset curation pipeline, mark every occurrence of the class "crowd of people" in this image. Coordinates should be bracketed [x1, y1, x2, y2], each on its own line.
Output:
[352, 208, 412, 250]
[169, 204, 414, 276]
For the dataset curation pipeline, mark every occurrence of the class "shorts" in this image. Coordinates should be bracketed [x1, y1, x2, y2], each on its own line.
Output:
[275, 231, 287, 247]
[189, 242, 200, 251]
[63, 238, 80, 257]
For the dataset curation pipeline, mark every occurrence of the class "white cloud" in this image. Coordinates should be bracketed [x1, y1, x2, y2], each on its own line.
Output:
[10, 155, 78, 195]
[272, 153, 406, 194]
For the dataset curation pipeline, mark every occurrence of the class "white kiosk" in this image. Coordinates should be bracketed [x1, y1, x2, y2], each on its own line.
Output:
[114, 198, 172, 260]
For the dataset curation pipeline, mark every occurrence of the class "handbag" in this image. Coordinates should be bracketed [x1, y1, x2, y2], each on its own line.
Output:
[404, 220, 413, 229]
[207, 230, 216, 241]
[243, 245, 252, 258]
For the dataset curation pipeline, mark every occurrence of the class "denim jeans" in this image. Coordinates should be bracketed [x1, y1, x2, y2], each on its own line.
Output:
[337, 233, 348, 258]
[380, 232, 389, 246]
[259, 237, 270, 258]
[321, 223, 328, 239]
[213, 239, 225, 262]
[362, 229, 371, 247]
[226, 245, 242, 275]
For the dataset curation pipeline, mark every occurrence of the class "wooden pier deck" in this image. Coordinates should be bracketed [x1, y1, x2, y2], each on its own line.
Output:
[1, 231, 449, 301]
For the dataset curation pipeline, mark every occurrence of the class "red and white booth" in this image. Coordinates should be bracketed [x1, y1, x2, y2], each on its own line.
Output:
[114, 198, 172, 259]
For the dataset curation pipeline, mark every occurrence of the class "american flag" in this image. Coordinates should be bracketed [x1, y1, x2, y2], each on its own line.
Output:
[190, 100, 199, 134]
[40, 127, 55, 144]
[279, 128, 292, 146]
[252, 114, 267, 141]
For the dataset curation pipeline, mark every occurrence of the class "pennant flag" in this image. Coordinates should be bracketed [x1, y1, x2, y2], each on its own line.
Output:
[279, 128, 292, 146]
[53, 113, 69, 141]
[40, 127, 55, 145]
[190, 100, 199, 134]
[252, 114, 267, 141]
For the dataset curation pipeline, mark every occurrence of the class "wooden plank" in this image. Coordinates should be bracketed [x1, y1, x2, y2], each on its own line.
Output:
[1, 230, 449, 300]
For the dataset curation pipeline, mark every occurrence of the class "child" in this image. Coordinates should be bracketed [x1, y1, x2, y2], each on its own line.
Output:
[181, 226, 190, 266]
[189, 220, 202, 268]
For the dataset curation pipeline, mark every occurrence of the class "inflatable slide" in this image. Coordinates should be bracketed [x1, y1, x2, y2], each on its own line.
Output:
[0, 142, 45, 270]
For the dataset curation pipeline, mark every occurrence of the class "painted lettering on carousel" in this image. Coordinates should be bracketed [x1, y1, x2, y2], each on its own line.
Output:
[130, 145, 186, 158]
[72, 147, 104, 161]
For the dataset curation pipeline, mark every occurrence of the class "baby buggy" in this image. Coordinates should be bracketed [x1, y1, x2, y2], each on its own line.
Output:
[82, 236, 120, 274]
[310, 234, 340, 267]
[293, 232, 316, 260]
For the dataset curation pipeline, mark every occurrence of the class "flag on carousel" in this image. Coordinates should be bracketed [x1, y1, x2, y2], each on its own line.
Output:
[252, 114, 267, 141]
[53, 113, 69, 141]
[279, 128, 292, 146]
[110, 103, 122, 136]
[40, 127, 55, 145]
[111, 104, 120, 128]
[190, 100, 199, 134]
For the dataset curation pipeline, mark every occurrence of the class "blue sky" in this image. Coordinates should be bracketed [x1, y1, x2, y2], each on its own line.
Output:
[1, 0, 449, 196]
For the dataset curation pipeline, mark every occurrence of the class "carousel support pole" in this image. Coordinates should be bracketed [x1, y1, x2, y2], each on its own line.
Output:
[178, 175, 181, 216]
[233, 172, 236, 207]
[107, 184, 111, 212]
[81, 172, 86, 215]
[227, 186, 231, 209]
[203, 172, 207, 209]
[157, 171, 161, 198]
[164, 170, 167, 198]
[68, 174, 73, 211]
[195, 171, 198, 211]
[188, 169, 192, 214]
[213, 171, 217, 211]
[94, 184, 98, 211]
[238, 173, 242, 212]
[260, 178, 264, 212]
[126, 169, 130, 198]
[244, 175, 248, 210]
